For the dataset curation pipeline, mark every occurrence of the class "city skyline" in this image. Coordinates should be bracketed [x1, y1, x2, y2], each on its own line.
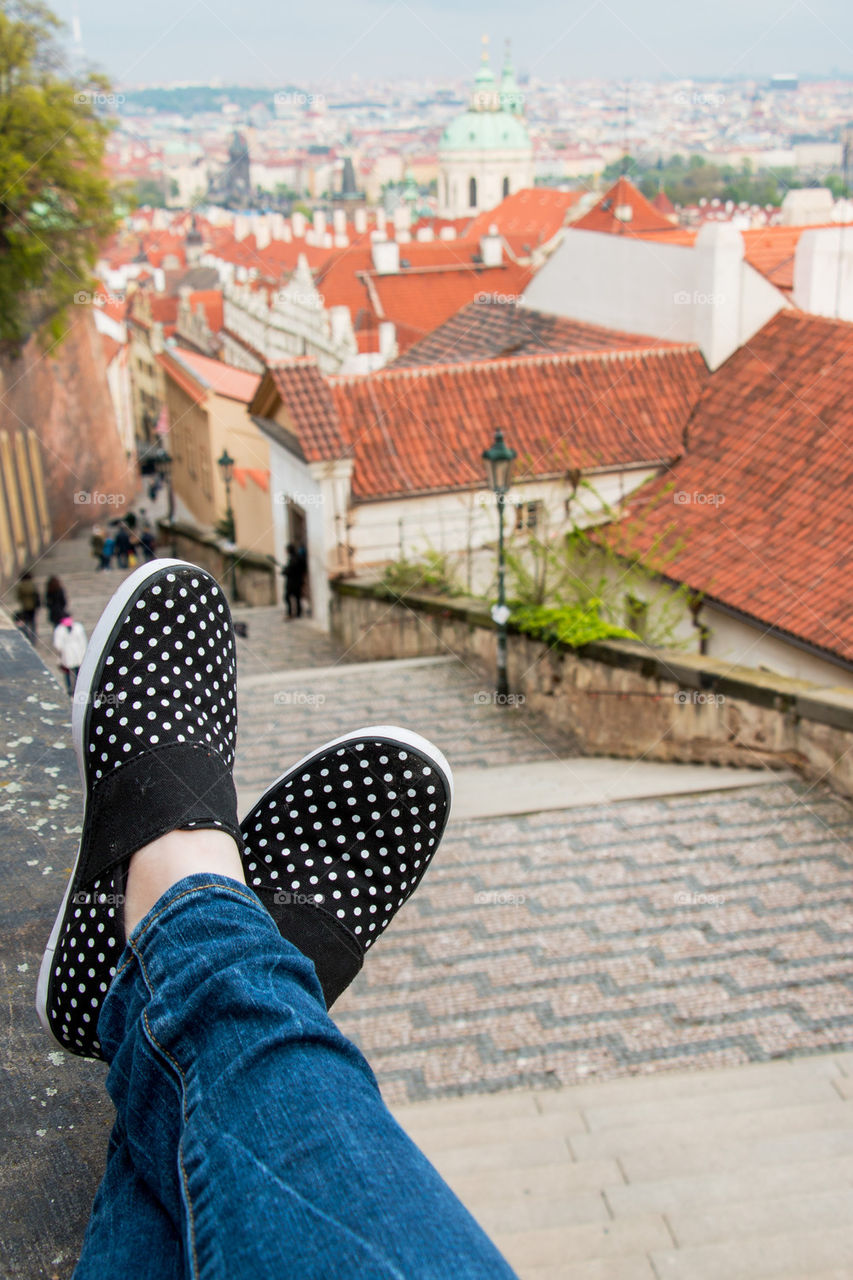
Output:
[56, 0, 853, 87]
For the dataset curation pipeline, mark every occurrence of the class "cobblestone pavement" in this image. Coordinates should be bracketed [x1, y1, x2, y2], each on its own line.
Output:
[234, 658, 576, 799]
[333, 780, 853, 1106]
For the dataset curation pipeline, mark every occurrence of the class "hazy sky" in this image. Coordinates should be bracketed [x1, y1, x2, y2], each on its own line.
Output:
[56, 0, 853, 86]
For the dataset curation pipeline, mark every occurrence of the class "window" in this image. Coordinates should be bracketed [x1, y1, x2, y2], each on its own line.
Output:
[502, 176, 510, 198]
[469, 176, 477, 208]
[514, 500, 542, 532]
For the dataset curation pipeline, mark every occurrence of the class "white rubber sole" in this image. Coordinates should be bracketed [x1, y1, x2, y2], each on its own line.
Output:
[245, 723, 454, 816]
[35, 558, 202, 1045]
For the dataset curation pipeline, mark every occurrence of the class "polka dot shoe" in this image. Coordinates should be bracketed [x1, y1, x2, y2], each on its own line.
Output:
[240, 726, 452, 1006]
[36, 559, 243, 1059]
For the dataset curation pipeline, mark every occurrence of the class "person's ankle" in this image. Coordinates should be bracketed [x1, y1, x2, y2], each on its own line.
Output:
[124, 829, 245, 937]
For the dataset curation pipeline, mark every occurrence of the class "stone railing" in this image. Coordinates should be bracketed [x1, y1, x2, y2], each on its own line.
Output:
[330, 579, 853, 800]
[157, 520, 276, 606]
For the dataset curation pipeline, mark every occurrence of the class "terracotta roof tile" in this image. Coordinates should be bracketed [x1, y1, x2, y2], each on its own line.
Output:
[161, 348, 260, 403]
[392, 299, 682, 368]
[261, 360, 349, 463]
[573, 177, 678, 235]
[328, 346, 707, 501]
[610, 309, 853, 662]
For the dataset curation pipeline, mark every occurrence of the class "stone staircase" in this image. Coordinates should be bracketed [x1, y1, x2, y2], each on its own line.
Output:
[9, 532, 853, 1279]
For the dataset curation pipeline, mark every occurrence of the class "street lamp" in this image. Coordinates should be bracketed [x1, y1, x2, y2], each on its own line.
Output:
[152, 446, 175, 556]
[217, 448, 238, 601]
[482, 428, 517, 700]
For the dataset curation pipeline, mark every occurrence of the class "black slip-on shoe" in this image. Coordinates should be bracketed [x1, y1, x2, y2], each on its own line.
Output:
[240, 726, 452, 1006]
[36, 559, 242, 1059]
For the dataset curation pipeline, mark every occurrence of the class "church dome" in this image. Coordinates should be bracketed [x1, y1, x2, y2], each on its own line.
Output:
[440, 109, 530, 153]
[440, 40, 530, 155]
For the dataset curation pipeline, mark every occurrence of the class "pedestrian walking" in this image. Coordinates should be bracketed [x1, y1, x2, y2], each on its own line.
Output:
[45, 576, 68, 628]
[281, 542, 306, 619]
[90, 525, 105, 571]
[52, 613, 88, 695]
[101, 532, 115, 570]
[114, 523, 132, 569]
[139, 524, 157, 560]
[14, 571, 40, 644]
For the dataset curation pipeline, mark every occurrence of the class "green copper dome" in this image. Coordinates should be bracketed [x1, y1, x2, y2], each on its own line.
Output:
[440, 40, 531, 154]
[440, 108, 530, 153]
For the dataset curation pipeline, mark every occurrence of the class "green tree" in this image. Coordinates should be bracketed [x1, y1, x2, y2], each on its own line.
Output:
[0, 0, 118, 351]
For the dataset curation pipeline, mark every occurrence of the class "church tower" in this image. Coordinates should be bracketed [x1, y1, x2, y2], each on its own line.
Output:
[438, 37, 533, 219]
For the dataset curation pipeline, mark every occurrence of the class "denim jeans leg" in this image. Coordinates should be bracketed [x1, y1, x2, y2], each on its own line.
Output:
[73, 1115, 185, 1280]
[92, 873, 518, 1280]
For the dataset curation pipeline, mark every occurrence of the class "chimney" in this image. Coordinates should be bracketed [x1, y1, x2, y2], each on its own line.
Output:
[280, 221, 293, 242]
[692, 222, 746, 371]
[371, 237, 400, 274]
[793, 227, 853, 320]
[439, 226, 457, 240]
[480, 224, 503, 266]
[416, 226, 435, 242]
[333, 208, 346, 235]
[292, 210, 307, 238]
[330, 305, 354, 345]
[394, 205, 411, 232]
[354, 207, 368, 234]
[313, 210, 326, 238]
[375, 208, 387, 235]
[378, 320, 397, 360]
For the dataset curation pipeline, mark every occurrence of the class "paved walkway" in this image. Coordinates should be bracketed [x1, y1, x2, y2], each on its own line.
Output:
[6, 531, 853, 1279]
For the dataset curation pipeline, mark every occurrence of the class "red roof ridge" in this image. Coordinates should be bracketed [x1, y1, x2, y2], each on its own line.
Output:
[329, 342, 703, 385]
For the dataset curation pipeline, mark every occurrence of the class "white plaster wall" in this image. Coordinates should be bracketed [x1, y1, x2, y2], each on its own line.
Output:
[438, 148, 532, 218]
[347, 468, 659, 588]
[700, 604, 853, 689]
[522, 228, 786, 369]
[793, 226, 853, 321]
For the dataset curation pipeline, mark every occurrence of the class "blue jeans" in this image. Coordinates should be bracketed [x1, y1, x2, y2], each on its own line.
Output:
[75, 875, 518, 1279]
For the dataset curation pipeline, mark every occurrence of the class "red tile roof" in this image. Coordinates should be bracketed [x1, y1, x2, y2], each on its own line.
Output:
[327, 346, 707, 501]
[464, 188, 584, 248]
[393, 299, 682, 368]
[186, 289, 224, 333]
[370, 261, 534, 348]
[160, 348, 261, 403]
[251, 360, 349, 463]
[609, 309, 853, 662]
[100, 335, 123, 366]
[573, 178, 678, 235]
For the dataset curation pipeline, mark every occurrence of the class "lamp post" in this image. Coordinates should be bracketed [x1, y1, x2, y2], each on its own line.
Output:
[217, 448, 238, 601]
[152, 446, 175, 557]
[482, 428, 517, 701]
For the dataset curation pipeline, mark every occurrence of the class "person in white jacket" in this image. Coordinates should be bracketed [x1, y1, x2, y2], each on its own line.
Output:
[52, 614, 88, 694]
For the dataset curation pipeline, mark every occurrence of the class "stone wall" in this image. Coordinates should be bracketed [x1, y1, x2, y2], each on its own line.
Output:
[0, 308, 136, 546]
[330, 580, 853, 800]
[160, 520, 276, 606]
